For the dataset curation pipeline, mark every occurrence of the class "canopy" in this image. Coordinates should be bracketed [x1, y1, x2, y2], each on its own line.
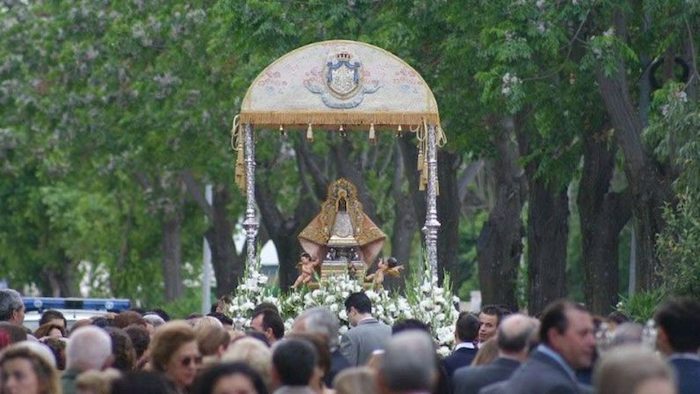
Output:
[234, 40, 444, 279]
[238, 39, 441, 128]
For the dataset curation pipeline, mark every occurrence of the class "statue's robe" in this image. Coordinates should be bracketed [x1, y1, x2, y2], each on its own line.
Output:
[298, 178, 385, 265]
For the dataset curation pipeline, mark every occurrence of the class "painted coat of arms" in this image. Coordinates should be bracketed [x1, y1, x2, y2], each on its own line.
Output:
[305, 47, 380, 109]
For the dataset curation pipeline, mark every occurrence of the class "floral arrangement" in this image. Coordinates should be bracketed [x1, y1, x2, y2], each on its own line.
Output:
[225, 259, 460, 356]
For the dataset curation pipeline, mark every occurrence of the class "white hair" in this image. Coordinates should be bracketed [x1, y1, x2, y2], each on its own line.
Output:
[66, 326, 112, 372]
[143, 313, 166, 328]
[194, 316, 223, 330]
[380, 331, 437, 392]
[295, 307, 341, 349]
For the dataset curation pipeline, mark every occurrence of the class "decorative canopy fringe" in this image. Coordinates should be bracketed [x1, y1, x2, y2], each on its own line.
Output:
[238, 111, 440, 128]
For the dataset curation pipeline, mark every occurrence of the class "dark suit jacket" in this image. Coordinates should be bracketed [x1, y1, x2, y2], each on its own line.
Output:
[325, 349, 351, 387]
[452, 357, 520, 394]
[670, 356, 700, 394]
[478, 349, 587, 394]
[443, 346, 479, 377]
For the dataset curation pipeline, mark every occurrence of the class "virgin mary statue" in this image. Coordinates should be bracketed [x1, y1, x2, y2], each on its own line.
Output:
[298, 178, 386, 265]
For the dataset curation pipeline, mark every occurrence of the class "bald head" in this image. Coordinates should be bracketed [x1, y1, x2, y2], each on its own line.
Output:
[497, 314, 538, 358]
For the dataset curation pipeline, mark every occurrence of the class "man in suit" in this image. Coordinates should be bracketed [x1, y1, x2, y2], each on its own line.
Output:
[654, 297, 700, 394]
[339, 291, 392, 366]
[481, 299, 595, 394]
[443, 312, 480, 376]
[452, 313, 538, 394]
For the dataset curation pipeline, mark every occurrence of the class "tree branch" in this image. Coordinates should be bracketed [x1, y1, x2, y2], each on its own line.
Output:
[458, 160, 484, 202]
[297, 135, 328, 199]
[181, 169, 214, 221]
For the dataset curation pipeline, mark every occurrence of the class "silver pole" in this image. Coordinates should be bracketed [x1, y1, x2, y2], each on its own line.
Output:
[422, 123, 440, 279]
[242, 123, 258, 267]
[201, 184, 213, 314]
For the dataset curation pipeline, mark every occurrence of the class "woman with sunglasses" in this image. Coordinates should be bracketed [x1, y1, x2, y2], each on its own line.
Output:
[149, 321, 202, 393]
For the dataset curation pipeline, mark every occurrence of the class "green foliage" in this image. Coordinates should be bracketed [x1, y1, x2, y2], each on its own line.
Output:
[160, 287, 210, 320]
[654, 85, 700, 300]
[617, 288, 667, 323]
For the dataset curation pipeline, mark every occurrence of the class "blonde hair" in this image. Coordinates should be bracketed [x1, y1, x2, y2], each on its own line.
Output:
[334, 367, 379, 394]
[195, 324, 230, 356]
[594, 345, 676, 394]
[149, 321, 196, 372]
[76, 368, 121, 394]
[471, 338, 498, 366]
[222, 337, 272, 389]
[0, 344, 61, 394]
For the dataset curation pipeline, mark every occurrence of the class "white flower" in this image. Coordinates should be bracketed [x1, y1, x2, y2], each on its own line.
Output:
[330, 303, 339, 313]
[435, 313, 446, 322]
[537, 21, 546, 33]
[661, 104, 670, 117]
[324, 295, 336, 304]
[437, 346, 451, 357]
[674, 91, 688, 103]
[603, 27, 615, 37]
[339, 309, 348, 321]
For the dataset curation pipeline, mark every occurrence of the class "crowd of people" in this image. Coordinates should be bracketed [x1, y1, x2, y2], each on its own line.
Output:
[1, 287, 699, 394]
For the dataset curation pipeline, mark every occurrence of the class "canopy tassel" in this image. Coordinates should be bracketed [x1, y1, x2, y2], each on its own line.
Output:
[231, 115, 246, 192]
[306, 123, 314, 142]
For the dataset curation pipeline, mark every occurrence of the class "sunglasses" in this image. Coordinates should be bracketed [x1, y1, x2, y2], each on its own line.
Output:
[180, 356, 203, 367]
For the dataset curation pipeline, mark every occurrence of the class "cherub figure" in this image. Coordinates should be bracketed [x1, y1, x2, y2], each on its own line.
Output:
[365, 257, 404, 289]
[292, 252, 321, 289]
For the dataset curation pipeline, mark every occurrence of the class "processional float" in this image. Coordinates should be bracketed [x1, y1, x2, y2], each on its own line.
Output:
[231, 40, 446, 278]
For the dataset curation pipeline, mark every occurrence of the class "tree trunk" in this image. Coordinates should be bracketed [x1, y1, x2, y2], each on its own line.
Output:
[517, 125, 569, 315]
[476, 118, 524, 311]
[596, 9, 673, 291]
[578, 127, 632, 314]
[437, 150, 461, 284]
[525, 182, 569, 315]
[161, 208, 184, 301]
[255, 176, 315, 291]
[388, 144, 418, 291]
[398, 136, 427, 232]
[43, 253, 78, 297]
[205, 184, 244, 298]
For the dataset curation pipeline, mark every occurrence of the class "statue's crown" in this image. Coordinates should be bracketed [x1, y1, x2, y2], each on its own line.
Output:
[335, 51, 352, 61]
